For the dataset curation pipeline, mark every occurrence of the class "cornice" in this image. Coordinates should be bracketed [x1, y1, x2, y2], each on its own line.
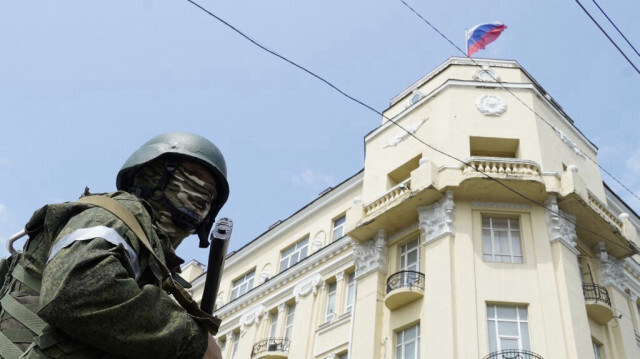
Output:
[223, 175, 362, 269]
[214, 235, 354, 321]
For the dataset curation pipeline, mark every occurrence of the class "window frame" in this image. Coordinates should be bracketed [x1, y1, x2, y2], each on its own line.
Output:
[395, 323, 420, 359]
[230, 270, 255, 301]
[345, 272, 356, 314]
[284, 303, 296, 339]
[332, 215, 346, 242]
[326, 281, 337, 322]
[487, 304, 530, 353]
[482, 215, 523, 264]
[280, 236, 309, 272]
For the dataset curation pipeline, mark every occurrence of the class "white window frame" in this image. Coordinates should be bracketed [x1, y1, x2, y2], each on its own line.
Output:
[345, 272, 356, 313]
[332, 215, 346, 242]
[592, 339, 603, 359]
[400, 238, 420, 272]
[284, 303, 296, 339]
[395, 323, 420, 359]
[269, 311, 278, 339]
[231, 331, 240, 359]
[231, 270, 255, 300]
[487, 305, 530, 353]
[482, 216, 523, 263]
[280, 236, 309, 272]
[326, 281, 337, 321]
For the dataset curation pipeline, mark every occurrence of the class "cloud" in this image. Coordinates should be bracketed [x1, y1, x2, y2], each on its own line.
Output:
[290, 170, 335, 192]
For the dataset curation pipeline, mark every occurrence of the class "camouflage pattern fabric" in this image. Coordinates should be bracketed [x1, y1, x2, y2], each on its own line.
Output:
[4, 192, 208, 358]
[132, 160, 216, 248]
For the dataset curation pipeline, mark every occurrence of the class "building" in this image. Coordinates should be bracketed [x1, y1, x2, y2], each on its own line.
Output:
[183, 57, 640, 359]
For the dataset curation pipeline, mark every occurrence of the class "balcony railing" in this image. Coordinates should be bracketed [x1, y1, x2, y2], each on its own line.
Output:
[386, 270, 425, 294]
[462, 157, 541, 177]
[583, 283, 611, 306]
[251, 338, 291, 358]
[483, 349, 544, 359]
[363, 179, 411, 217]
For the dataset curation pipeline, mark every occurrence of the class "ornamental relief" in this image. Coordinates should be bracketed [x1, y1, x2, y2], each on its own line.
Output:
[475, 95, 507, 116]
[418, 191, 455, 244]
[293, 272, 323, 302]
[353, 229, 388, 278]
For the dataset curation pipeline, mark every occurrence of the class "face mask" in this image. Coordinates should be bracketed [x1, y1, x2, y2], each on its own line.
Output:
[133, 160, 216, 248]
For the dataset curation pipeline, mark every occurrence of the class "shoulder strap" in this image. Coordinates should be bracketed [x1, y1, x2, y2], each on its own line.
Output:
[77, 196, 172, 280]
[76, 195, 221, 334]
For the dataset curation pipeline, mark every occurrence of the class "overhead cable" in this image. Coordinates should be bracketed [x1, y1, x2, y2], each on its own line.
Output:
[184, 0, 634, 252]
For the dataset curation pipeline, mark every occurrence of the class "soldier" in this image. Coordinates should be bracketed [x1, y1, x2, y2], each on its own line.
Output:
[0, 132, 228, 358]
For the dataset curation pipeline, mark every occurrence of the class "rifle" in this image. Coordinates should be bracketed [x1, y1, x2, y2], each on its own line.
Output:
[200, 218, 232, 315]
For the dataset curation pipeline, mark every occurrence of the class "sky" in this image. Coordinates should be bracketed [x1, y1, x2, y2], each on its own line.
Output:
[1, 0, 639, 265]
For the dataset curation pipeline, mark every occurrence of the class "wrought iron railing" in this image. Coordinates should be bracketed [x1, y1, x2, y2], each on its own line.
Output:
[483, 349, 544, 359]
[583, 283, 611, 306]
[251, 338, 291, 357]
[386, 270, 425, 294]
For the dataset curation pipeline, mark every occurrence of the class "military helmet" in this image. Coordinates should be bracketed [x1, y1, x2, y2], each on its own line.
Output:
[116, 132, 230, 246]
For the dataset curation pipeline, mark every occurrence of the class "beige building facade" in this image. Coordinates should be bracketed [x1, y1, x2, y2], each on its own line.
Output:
[184, 57, 640, 359]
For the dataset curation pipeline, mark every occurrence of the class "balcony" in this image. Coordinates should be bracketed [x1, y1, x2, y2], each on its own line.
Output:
[462, 157, 541, 178]
[583, 283, 613, 325]
[251, 338, 291, 359]
[384, 270, 425, 310]
[483, 349, 544, 359]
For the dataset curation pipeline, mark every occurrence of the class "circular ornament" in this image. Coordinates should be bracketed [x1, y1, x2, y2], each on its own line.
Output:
[475, 95, 507, 116]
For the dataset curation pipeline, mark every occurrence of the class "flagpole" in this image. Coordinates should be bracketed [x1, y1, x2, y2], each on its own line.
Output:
[464, 28, 469, 57]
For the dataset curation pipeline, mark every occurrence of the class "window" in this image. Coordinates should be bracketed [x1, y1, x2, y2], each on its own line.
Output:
[337, 352, 348, 359]
[487, 305, 530, 352]
[326, 282, 337, 321]
[269, 311, 278, 338]
[482, 216, 523, 263]
[592, 340, 603, 359]
[396, 324, 420, 359]
[345, 272, 355, 313]
[231, 270, 255, 300]
[219, 337, 226, 356]
[332, 215, 346, 242]
[231, 331, 240, 359]
[284, 303, 296, 339]
[400, 238, 420, 272]
[280, 237, 309, 272]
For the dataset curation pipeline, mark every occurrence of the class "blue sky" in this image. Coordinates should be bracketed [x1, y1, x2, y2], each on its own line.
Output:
[1, 0, 639, 264]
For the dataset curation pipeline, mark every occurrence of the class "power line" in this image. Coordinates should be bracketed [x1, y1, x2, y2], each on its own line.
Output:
[183, 0, 634, 252]
[590, 0, 640, 59]
[397, 0, 640, 205]
[573, 0, 640, 75]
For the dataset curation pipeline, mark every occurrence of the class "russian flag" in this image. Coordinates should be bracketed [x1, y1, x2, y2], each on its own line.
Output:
[466, 22, 508, 56]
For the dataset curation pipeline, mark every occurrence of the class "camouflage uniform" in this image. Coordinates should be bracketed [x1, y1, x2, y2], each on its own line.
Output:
[19, 191, 208, 358]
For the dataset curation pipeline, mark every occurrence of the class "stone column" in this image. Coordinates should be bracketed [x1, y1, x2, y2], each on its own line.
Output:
[418, 191, 455, 358]
[351, 229, 388, 359]
[545, 196, 591, 358]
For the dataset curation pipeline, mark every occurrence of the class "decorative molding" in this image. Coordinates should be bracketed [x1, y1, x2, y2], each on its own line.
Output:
[278, 303, 286, 313]
[596, 242, 628, 294]
[473, 67, 500, 82]
[545, 196, 579, 255]
[239, 304, 266, 330]
[335, 271, 345, 282]
[293, 272, 323, 302]
[418, 191, 455, 245]
[259, 264, 272, 284]
[383, 118, 428, 148]
[553, 126, 586, 158]
[311, 231, 326, 252]
[353, 229, 388, 278]
[475, 95, 507, 116]
[471, 201, 530, 210]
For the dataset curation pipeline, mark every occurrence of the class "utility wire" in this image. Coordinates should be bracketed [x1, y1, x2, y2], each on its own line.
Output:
[573, 0, 640, 75]
[398, 0, 640, 205]
[590, 0, 640, 59]
[184, 0, 634, 252]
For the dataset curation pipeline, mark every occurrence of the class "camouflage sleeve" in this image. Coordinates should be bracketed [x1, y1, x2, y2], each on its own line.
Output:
[38, 209, 208, 359]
